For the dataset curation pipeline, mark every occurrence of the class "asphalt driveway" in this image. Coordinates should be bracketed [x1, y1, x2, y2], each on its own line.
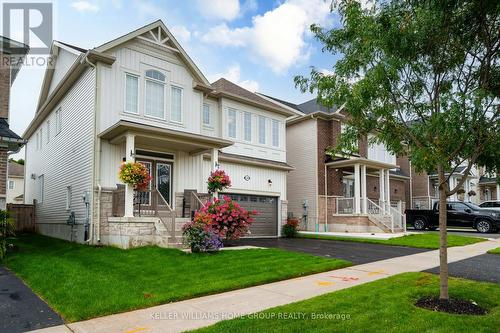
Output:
[232, 238, 431, 265]
[425, 253, 500, 283]
[0, 266, 63, 333]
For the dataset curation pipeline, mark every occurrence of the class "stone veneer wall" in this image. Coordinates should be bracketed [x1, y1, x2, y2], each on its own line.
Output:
[328, 215, 386, 233]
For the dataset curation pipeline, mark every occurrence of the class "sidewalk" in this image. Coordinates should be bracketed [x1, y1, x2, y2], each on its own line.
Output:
[31, 239, 499, 333]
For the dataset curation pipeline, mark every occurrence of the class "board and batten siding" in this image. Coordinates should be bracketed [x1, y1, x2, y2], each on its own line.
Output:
[286, 118, 318, 227]
[25, 68, 95, 242]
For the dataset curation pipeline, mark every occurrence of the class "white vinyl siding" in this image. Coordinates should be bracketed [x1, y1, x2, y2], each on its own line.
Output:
[203, 103, 211, 126]
[124, 73, 139, 114]
[46, 120, 50, 143]
[258, 116, 266, 144]
[228, 108, 237, 138]
[145, 80, 165, 118]
[170, 86, 182, 123]
[37, 175, 44, 203]
[55, 108, 62, 135]
[244, 112, 252, 141]
[39, 128, 43, 149]
[66, 186, 72, 210]
[272, 119, 279, 147]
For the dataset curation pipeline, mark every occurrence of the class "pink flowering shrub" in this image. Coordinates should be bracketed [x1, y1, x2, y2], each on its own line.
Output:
[207, 170, 231, 194]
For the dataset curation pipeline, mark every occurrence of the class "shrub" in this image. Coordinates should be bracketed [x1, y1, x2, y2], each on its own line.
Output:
[0, 210, 14, 260]
[282, 218, 299, 238]
[207, 169, 231, 194]
[119, 162, 152, 191]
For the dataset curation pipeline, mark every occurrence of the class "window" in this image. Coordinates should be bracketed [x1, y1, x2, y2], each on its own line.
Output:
[55, 108, 62, 135]
[244, 112, 252, 141]
[125, 73, 139, 114]
[46, 120, 50, 143]
[8, 180, 14, 190]
[203, 103, 211, 126]
[227, 109, 237, 138]
[145, 70, 165, 119]
[38, 175, 44, 203]
[39, 128, 43, 149]
[258, 116, 266, 144]
[66, 186, 72, 210]
[170, 86, 182, 123]
[272, 119, 279, 147]
[35, 132, 39, 150]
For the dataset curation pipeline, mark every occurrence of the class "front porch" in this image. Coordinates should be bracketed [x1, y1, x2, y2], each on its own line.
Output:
[95, 121, 233, 248]
[317, 157, 406, 233]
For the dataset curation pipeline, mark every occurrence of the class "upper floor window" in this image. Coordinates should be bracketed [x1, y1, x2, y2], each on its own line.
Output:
[170, 86, 182, 123]
[244, 112, 252, 141]
[125, 73, 139, 114]
[258, 116, 266, 144]
[8, 180, 14, 190]
[35, 132, 39, 150]
[228, 109, 237, 138]
[55, 108, 62, 135]
[46, 120, 50, 143]
[272, 119, 279, 147]
[145, 70, 165, 119]
[39, 128, 43, 149]
[368, 134, 396, 165]
[203, 103, 212, 127]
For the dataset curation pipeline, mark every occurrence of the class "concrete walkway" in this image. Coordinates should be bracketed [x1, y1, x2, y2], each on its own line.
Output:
[30, 239, 499, 333]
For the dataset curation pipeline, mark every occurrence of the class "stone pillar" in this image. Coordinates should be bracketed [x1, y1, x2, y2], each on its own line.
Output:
[379, 169, 385, 213]
[354, 163, 361, 214]
[124, 133, 135, 217]
[361, 164, 367, 214]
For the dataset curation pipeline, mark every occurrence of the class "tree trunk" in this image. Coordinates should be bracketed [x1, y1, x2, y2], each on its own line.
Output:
[438, 165, 449, 301]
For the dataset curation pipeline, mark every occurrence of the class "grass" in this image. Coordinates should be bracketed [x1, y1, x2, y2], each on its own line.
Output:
[192, 272, 500, 333]
[3, 234, 350, 322]
[488, 247, 500, 254]
[297, 232, 486, 249]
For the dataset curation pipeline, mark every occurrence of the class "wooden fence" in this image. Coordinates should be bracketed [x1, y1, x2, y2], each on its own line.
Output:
[7, 203, 36, 232]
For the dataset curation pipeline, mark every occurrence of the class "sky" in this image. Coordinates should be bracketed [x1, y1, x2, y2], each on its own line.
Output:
[8, 0, 344, 159]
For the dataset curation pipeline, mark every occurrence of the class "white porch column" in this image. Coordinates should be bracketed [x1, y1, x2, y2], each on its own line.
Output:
[385, 168, 391, 213]
[379, 169, 385, 213]
[361, 164, 367, 214]
[449, 177, 457, 201]
[354, 164, 361, 214]
[496, 184, 500, 201]
[124, 133, 135, 217]
[211, 148, 219, 198]
[464, 178, 470, 202]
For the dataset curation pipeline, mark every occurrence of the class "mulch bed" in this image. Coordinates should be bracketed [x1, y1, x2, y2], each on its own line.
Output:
[415, 296, 488, 315]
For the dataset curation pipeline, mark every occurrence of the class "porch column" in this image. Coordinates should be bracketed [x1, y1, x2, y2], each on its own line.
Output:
[464, 178, 470, 202]
[361, 164, 367, 214]
[211, 148, 219, 198]
[496, 184, 500, 200]
[449, 177, 457, 201]
[124, 133, 135, 217]
[385, 168, 391, 213]
[354, 163, 361, 214]
[379, 169, 385, 213]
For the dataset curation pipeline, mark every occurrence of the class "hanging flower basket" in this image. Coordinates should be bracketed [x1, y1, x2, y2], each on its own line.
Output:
[119, 162, 152, 191]
[207, 169, 231, 194]
[468, 190, 476, 197]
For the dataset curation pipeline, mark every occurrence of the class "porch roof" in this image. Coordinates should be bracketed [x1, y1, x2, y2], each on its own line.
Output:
[99, 120, 234, 153]
[325, 157, 397, 170]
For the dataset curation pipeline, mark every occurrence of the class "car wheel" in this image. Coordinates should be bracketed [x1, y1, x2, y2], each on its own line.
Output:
[413, 218, 426, 231]
[476, 220, 492, 233]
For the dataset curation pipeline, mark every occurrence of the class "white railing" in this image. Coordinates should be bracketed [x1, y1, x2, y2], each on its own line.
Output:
[336, 197, 355, 214]
[367, 198, 383, 214]
[389, 205, 406, 231]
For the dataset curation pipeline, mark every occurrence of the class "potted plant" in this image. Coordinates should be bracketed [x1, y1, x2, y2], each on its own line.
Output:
[119, 161, 152, 191]
[468, 190, 476, 197]
[207, 169, 231, 194]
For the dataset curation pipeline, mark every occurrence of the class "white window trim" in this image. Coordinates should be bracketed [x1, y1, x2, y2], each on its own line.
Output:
[8, 180, 14, 190]
[46, 120, 50, 143]
[55, 108, 62, 135]
[124, 72, 140, 115]
[202, 103, 213, 128]
[39, 128, 43, 149]
[170, 85, 183, 124]
[227, 108, 237, 139]
[144, 70, 167, 120]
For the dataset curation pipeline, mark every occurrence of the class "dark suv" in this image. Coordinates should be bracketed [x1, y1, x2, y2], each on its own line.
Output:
[479, 201, 500, 211]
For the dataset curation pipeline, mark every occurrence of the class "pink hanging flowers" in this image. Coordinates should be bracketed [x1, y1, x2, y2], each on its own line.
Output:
[207, 169, 231, 194]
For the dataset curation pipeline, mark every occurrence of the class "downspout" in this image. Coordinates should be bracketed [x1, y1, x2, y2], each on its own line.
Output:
[84, 54, 101, 244]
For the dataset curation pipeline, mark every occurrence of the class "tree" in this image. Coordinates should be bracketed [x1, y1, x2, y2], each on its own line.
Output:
[296, 0, 499, 301]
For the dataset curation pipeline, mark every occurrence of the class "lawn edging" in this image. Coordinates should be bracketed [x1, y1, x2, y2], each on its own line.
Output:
[487, 247, 500, 254]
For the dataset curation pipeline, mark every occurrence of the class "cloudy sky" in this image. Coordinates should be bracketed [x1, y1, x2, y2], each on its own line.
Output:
[10, 0, 342, 158]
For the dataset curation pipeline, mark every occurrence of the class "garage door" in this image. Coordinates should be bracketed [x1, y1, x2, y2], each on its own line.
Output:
[221, 193, 278, 237]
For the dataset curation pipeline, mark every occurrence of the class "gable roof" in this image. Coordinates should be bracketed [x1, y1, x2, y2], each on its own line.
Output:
[211, 79, 297, 117]
[95, 20, 211, 86]
[263, 95, 339, 115]
[8, 161, 24, 177]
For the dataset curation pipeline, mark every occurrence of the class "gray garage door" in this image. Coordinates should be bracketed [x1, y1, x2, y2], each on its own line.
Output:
[221, 193, 278, 237]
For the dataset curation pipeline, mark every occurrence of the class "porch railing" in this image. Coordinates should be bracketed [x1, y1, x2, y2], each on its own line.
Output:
[189, 192, 211, 218]
[152, 189, 176, 244]
[335, 197, 355, 214]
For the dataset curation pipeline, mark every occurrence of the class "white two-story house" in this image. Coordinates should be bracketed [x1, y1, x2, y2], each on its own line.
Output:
[23, 21, 297, 247]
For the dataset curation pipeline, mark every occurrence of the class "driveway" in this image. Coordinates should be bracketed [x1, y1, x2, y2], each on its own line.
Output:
[425, 253, 500, 283]
[0, 266, 63, 333]
[231, 238, 431, 265]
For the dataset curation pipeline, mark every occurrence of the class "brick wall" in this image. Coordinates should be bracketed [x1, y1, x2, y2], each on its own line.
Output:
[0, 53, 10, 119]
[0, 148, 8, 207]
[365, 176, 407, 202]
[411, 168, 430, 197]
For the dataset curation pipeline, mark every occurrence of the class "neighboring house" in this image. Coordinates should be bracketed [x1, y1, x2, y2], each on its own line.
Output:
[261, 95, 409, 233]
[23, 21, 297, 247]
[7, 161, 24, 203]
[0, 36, 29, 210]
[477, 168, 499, 202]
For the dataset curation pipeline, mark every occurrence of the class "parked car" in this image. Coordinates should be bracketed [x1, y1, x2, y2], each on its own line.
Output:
[479, 200, 500, 211]
[405, 201, 500, 233]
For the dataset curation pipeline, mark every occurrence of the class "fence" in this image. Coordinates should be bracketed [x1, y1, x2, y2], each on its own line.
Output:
[7, 203, 35, 232]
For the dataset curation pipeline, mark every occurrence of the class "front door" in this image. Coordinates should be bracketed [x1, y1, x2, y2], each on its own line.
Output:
[136, 159, 173, 207]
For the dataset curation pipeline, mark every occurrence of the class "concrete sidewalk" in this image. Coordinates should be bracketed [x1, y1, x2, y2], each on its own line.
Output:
[31, 239, 499, 333]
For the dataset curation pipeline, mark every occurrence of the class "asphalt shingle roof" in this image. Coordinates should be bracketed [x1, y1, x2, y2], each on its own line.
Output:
[0, 119, 22, 141]
[8, 161, 24, 177]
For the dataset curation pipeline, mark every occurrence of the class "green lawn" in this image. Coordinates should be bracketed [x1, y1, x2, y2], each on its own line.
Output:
[488, 247, 500, 254]
[298, 232, 486, 249]
[4, 234, 350, 322]
[192, 272, 500, 333]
